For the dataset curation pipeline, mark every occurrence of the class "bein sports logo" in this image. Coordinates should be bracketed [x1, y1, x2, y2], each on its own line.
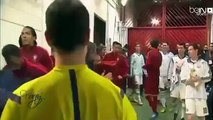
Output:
[189, 6, 213, 16]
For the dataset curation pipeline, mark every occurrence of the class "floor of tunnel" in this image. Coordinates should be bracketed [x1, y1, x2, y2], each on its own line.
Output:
[127, 89, 185, 120]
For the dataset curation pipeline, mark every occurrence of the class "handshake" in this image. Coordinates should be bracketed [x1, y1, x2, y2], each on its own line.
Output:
[186, 69, 202, 90]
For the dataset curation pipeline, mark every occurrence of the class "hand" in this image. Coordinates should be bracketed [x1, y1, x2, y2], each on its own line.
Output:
[176, 68, 181, 74]
[142, 65, 146, 69]
[125, 74, 130, 78]
[143, 70, 148, 78]
[104, 72, 113, 80]
[186, 80, 195, 87]
[101, 70, 106, 76]
[190, 76, 201, 82]
[194, 81, 202, 88]
[118, 75, 123, 79]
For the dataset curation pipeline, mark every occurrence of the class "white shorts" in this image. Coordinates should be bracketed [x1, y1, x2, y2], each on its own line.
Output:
[134, 75, 143, 85]
[170, 83, 186, 100]
[159, 76, 168, 89]
[185, 99, 209, 117]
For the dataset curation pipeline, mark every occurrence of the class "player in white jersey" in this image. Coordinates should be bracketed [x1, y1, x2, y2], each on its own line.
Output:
[180, 44, 212, 120]
[170, 43, 188, 120]
[159, 42, 174, 112]
[130, 44, 146, 105]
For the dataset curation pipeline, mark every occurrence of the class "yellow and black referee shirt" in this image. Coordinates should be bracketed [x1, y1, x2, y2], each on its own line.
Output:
[1, 64, 137, 120]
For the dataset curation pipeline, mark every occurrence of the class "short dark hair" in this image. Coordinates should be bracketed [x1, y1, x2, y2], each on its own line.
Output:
[124, 44, 128, 49]
[178, 43, 186, 49]
[113, 41, 121, 47]
[150, 40, 160, 48]
[88, 42, 96, 54]
[96, 44, 106, 54]
[161, 42, 169, 45]
[45, 0, 89, 52]
[86, 42, 96, 62]
[189, 43, 202, 56]
[2, 44, 21, 63]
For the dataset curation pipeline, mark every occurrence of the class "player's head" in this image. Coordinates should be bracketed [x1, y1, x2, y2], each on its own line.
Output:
[150, 40, 160, 49]
[161, 42, 169, 52]
[210, 43, 213, 51]
[96, 44, 106, 56]
[124, 44, 128, 50]
[177, 43, 186, 55]
[20, 26, 37, 47]
[2, 44, 23, 69]
[45, 0, 90, 54]
[86, 42, 97, 62]
[112, 41, 122, 53]
[135, 43, 141, 53]
[188, 43, 202, 59]
[203, 44, 208, 51]
[185, 42, 189, 48]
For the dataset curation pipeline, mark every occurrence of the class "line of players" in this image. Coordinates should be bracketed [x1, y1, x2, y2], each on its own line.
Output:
[130, 42, 212, 120]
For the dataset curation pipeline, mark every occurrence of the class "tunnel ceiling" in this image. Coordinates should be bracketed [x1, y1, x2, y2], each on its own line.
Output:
[126, 0, 213, 27]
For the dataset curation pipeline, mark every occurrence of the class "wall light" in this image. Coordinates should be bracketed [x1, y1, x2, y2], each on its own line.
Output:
[121, 0, 128, 6]
[151, 18, 160, 25]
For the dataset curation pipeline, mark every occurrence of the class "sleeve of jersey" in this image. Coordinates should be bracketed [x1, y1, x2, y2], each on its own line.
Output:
[130, 55, 134, 76]
[1, 89, 23, 120]
[122, 95, 137, 120]
[201, 62, 212, 83]
[1, 82, 37, 120]
[168, 58, 174, 79]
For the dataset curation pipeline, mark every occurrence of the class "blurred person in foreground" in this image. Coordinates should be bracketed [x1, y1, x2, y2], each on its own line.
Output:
[2, 44, 47, 80]
[0, 44, 47, 115]
[0, 1, 136, 120]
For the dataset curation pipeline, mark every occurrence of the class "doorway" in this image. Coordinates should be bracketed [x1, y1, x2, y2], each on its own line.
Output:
[94, 14, 106, 46]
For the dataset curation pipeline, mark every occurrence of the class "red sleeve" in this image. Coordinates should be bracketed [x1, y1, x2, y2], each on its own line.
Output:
[102, 53, 114, 61]
[122, 56, 129, 76]
[102, 53, 109, 61]
[116, 55, 129, 77]
[27, 61, 48, 79]
[39, 47, 53, 71]
[13, 59, 48, 80]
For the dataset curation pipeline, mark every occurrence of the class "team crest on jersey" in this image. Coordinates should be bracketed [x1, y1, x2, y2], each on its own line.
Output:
[20, 90, 44, 109]
[117, 58, 119, 61]
[197, 64, 201, 68]
[33, 55, 38, 62]
[203, 107, 208, 114]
